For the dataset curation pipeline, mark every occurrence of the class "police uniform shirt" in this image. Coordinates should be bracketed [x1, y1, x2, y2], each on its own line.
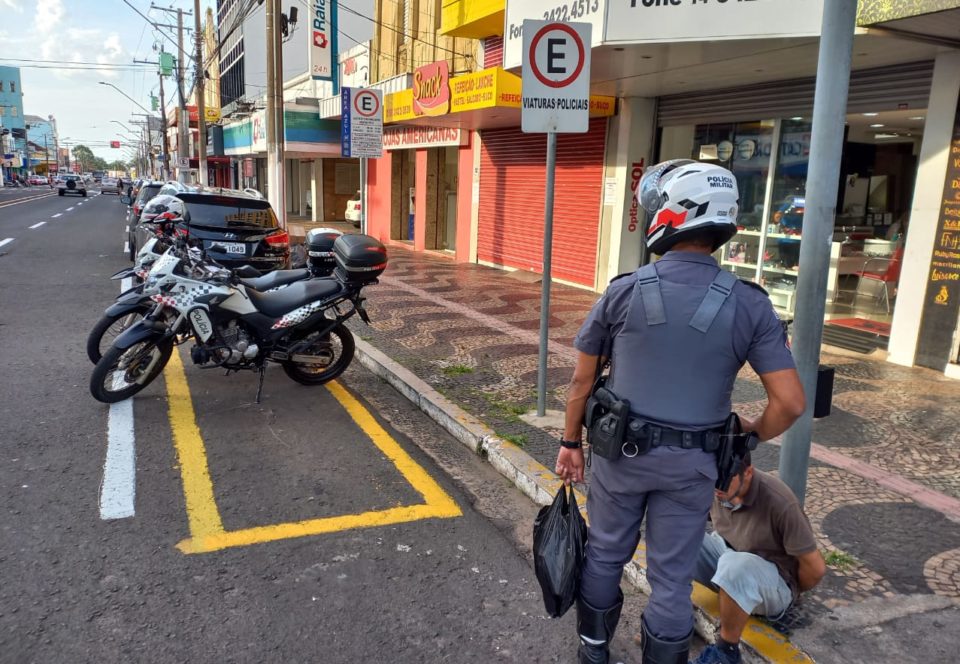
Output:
[574, 251, 796, 377]
[710, 470, 819, 599]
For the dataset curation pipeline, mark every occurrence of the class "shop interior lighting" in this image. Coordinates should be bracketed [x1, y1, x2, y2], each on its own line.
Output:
[862, 112, 879, 117]
[909, 116, 925, 121]
[870, 123, 885, 128]
[874, 133, 900, 139]
[790, 116, 804, 121]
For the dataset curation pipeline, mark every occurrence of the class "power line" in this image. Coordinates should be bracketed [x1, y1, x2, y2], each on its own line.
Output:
[336, 2, 475, 62]
[0, 57, 152, 67]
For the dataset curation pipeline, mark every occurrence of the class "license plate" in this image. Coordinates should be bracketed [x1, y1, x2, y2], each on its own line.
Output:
[213, 242, 246, 254]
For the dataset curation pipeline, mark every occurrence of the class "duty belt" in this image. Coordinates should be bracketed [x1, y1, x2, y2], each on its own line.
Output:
[621, 419, 722, 458]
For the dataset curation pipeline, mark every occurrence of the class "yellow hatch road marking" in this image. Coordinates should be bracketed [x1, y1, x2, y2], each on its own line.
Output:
[165, 352, 461, 554]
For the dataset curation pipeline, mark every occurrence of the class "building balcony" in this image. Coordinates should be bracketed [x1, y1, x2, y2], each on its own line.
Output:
[439, 0, 504, 39]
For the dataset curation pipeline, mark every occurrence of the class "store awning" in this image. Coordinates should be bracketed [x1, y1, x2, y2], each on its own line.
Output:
[383, 66, 615, 131]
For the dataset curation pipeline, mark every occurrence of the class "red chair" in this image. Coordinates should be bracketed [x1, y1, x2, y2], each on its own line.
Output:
[853, 245, 903, 314]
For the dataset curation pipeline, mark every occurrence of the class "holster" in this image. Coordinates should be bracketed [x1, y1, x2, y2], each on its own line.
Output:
[715, 413, 759, 490]
[586, 386, 630, 460]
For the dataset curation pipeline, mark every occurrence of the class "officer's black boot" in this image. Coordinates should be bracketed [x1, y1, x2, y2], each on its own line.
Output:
[576, 591, 624, 664]
[640, 615, 691, 664]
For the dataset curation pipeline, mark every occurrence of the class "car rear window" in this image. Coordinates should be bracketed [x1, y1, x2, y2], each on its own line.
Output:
[181, 199, 278, 228]
[136, 185, 162, 204]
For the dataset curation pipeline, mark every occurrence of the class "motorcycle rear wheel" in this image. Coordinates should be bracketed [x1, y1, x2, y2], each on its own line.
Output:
[86, 309, 148, 364]
[90, 339, 173, 403]
[281, 323, 355, 386]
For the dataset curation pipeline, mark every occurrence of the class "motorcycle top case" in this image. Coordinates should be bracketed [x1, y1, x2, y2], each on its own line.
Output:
[333, 234, 388, 284]
[305, 227, 343, 276]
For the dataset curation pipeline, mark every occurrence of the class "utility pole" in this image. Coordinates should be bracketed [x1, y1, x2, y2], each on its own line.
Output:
[265, 0, 286, 227]
[158, 73, 170, 179]
[194, 0, 208, 185]
[177, 8, 190, 183]
[778, 0, 858, 506]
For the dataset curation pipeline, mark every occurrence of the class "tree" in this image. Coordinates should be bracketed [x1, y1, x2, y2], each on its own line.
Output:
[70, 145, 108, 172]
[107, 160, 127, 172]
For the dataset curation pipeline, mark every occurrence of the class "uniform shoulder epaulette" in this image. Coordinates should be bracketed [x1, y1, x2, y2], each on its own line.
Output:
[739, 279, 769, 296]
[608, 272, 634, 285]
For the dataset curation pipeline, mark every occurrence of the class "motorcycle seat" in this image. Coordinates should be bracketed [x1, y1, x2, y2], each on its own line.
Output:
[239, 268, 311, 292]
[245, 278, 343, 318]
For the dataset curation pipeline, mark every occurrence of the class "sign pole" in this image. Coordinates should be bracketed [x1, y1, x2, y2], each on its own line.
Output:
[360, 156, 368, 234]
[537, 131, 558, 416]
[779, 0, 857, 506]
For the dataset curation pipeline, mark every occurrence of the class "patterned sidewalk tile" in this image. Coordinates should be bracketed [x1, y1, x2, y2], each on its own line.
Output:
[352, 245, 960, 610]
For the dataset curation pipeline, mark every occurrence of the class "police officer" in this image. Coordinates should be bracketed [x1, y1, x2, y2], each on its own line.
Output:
[555, 160, 805, 664]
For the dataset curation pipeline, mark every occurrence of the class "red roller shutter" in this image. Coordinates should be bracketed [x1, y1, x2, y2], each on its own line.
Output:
[483, 37, 503, 69]
[478, 118, 607, 288]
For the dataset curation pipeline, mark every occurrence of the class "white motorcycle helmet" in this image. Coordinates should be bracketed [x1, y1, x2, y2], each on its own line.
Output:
[639, 159, 740, 255]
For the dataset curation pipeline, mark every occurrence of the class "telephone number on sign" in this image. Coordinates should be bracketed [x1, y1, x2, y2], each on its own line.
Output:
[543, 0, 601, 22]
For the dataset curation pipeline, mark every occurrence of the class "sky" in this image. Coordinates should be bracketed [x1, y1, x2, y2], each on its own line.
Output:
[0, 0, 374, 162]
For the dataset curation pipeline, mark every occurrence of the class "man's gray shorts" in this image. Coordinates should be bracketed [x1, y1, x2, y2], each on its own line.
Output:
[695, 531, 793, 618]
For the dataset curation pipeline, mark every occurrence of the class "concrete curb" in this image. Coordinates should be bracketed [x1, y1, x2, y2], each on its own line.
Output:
[354, 338, 812, 664]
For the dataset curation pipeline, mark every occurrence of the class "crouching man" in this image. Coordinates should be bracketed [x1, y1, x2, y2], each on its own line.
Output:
[692, 453, 826, 664]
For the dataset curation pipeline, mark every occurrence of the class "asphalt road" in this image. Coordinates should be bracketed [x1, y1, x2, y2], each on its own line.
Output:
[0, 189, 665, 663]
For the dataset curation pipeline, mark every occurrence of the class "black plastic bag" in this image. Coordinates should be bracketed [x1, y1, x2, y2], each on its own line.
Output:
[533, 485, 588, 618]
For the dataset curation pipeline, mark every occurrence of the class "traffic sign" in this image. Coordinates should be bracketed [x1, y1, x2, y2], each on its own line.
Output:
[521, 20, 592, 134]
[177, 156, 190, 169]
[341, 87, 383, 159]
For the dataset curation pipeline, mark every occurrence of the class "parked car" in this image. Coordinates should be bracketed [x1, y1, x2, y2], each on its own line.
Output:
[122, 180, 165, 258]
[345, 190, 361, 227]
[57, 174, 87, 197]
[128, 194, 185, 258]
[27, 175, 47, 186]
[100, 177, 122, 195]
[175, 188, 289, 272]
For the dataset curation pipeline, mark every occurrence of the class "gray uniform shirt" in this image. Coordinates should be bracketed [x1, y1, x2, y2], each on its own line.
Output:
[574, 252, 796, 415]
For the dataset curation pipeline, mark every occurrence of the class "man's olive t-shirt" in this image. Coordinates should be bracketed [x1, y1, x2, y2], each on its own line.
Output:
[710, 470, 818, 598]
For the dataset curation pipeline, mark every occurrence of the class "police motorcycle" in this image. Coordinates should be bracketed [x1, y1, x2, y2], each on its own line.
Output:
[89, 229, 386, 404]
[86, 223, 344, 364]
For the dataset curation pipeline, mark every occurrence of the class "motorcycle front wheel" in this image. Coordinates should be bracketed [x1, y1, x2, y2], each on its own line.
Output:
[86, 309, 148, 364]
[90, 338, 173, 403]
[281, 323, 355, 386]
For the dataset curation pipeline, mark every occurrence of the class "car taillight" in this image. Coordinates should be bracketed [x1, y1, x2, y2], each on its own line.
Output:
[265, 230, 289, 247]
[134, 204, 141, 215]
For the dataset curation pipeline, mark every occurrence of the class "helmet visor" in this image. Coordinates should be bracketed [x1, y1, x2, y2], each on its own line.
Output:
[638, 159, 695, 215]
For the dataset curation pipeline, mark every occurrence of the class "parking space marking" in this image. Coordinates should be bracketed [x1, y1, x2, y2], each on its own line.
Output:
[29, 222, 46, 229]
[0, 238, 14, 249]
[123, 241, 130, 255]
[99, 276, 138, 520]
[166, 352, 462, 554]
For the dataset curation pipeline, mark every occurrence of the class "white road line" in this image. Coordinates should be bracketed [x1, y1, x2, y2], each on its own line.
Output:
[29, 222, 46, 229]
[0, 238, 14, 248]
[66, 207, 74, 211]
[123, 241, 130, 254]
[100, 383, 136, 520]
[100, 274, 137, 520]
[125, 226, 129, 233]
[51, 213, 62, 218]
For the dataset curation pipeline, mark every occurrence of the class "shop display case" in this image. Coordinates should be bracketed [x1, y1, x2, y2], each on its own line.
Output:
[721, 227, 801, 315]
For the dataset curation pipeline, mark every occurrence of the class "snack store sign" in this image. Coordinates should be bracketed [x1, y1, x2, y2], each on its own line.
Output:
[603, 0, 824, 43]
[413, 61, 451, 117]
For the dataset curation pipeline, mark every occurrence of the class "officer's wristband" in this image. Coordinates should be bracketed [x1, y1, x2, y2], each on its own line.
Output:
[560, 439, 583, 450]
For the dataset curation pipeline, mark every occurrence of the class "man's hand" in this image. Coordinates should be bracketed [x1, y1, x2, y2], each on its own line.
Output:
[555, 447, 585, 485]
